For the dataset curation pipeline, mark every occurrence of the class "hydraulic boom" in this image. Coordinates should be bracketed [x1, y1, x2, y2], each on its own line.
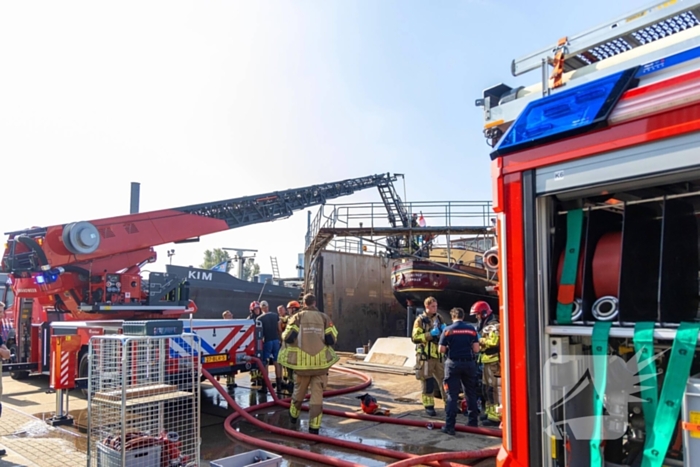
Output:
[1, 173, 400, 320]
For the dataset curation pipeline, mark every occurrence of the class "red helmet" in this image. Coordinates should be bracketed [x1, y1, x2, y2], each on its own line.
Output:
[249, 301, 261, 311]
[470, 301, 492, 319]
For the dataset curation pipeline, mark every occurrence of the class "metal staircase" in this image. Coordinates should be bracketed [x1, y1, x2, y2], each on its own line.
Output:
[377, 179, 409, 228]
[270, 256, 280, 280]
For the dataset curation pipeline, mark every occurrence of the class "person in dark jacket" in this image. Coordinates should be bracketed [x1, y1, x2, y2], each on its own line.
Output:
[439, 307, 480, 434]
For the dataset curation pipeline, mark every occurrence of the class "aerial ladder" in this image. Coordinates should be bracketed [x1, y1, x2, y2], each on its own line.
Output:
[1, 173, 401, 320]
[0, 174, 402, 385]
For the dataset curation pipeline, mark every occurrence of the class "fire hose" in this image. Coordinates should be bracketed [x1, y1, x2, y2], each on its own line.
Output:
[202, 358, 501, 467]
[247, 356, 501, 438]
[204, 368, 459, 467]
[384, 450, 501, 467]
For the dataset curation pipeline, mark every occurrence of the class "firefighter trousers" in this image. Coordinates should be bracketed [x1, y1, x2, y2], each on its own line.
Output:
[444, 359, 479, 428]
[290, 373, 328, 430]
[482, 361, 500, 420]
[417, 358, 445, 408]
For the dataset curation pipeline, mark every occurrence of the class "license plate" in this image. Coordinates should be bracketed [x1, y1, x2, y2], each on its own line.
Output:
[203, 354, 229, 364]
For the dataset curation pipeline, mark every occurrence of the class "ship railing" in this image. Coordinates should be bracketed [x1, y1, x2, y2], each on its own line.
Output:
[305, 200, 494, 250]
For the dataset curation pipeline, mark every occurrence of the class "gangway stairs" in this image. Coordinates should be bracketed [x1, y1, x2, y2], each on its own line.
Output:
[377, 177, 409, 228]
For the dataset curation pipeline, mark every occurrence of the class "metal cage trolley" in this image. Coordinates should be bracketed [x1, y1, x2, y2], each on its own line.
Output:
[87, 321, 201, 467]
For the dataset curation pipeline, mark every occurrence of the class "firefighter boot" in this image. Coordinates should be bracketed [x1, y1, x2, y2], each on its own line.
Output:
[480, 404, 491, 421]
[275, 377, 284, 396]
[226, 374, 237, 392]
[482, 405, 501, 426]
[422, 394, 437, 416]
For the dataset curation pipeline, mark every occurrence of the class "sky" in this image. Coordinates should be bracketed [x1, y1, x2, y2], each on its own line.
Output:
[1, 0, 646, 278]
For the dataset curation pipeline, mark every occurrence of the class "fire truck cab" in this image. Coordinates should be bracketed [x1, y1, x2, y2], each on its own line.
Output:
[480, 2, 700, 466]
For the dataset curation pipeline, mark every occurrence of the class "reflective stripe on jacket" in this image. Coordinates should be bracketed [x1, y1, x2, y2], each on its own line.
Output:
[411, 313, 443, 360]
[279, 306, 339, 375]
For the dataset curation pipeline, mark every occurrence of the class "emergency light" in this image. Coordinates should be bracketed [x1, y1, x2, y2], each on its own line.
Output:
[490, 66, 640, 159]
[36, 267, 63, 285]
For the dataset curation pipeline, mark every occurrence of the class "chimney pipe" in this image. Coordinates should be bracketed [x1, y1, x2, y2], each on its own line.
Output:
[130, 182, 140, 214]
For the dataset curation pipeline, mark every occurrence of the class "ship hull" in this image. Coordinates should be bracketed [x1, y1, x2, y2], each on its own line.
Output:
[166, 265, 299, 319]
[391, 260, 498, 314]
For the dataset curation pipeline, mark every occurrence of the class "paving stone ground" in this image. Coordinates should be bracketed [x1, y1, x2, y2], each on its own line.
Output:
[0, 406, 86, 467]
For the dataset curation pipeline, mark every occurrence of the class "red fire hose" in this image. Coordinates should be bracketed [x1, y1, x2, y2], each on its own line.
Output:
[384, 449, 501, 467]
[592, 231, 622, 298]
[203, 368, 465, 467]
[203, 357, 500, 467]
[246, 357, 502, 437]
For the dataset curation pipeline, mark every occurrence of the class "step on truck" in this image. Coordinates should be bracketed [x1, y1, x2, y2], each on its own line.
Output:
[478, 1, 700, 466]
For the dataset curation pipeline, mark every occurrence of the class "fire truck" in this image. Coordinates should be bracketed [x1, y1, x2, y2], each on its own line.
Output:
[0, 174, 401, 392]
[478, 1, 700, 466]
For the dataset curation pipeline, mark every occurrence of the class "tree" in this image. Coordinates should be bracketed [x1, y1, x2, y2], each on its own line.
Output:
[242, 260, 260, 281]
[201, 248, 232, 272]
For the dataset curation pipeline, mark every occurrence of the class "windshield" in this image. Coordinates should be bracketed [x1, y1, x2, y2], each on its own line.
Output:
[0, 274, 13, 308]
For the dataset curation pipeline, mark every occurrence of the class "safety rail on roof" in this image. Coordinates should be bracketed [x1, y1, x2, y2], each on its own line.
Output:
[304, 200, 494, 254]
[512, 0, 700, 77]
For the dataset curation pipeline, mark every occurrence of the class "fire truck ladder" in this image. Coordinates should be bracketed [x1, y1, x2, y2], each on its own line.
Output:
[512, 0, 700, 77]
[377, 176, 409, 228]
[174, 173, 402, 230]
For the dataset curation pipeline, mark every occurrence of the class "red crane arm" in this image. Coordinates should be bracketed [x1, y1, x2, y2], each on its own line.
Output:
[0, 173, 401, 320]
[2, 173, 399, 273]
[42, 209, 228, 267]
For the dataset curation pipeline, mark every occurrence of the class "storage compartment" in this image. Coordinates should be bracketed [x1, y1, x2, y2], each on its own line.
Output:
[543, 174, 700, 467]
[544, 332, 698, 467]
[550, 177, 700, 325]
[211, 449, 283, 467]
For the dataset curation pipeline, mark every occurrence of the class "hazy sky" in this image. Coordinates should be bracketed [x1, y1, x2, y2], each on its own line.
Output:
[1, 0, 644, 278]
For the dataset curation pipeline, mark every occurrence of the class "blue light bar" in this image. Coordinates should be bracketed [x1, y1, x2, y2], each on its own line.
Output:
[490, 66, 639, 159]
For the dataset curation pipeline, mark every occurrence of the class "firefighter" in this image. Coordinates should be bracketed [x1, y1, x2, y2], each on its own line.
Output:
[471, 301, 500, 425]
[279, 300, 301, 394]
[247, 301, 262, 320]
[411, 296, 447, 416]
[439, 307, 480, 433]
[248, 301, 264, 387]
[278, 294, 339, 435]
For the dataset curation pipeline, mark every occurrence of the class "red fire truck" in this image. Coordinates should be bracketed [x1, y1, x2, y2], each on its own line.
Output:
[479, 2, 700, 466]
[0, 174, 399, 391]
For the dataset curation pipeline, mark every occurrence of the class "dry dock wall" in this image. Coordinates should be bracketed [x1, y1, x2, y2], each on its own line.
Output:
[313, 251, 407, 352]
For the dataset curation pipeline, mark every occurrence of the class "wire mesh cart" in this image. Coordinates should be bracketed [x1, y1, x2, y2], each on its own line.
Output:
[87, 326, 201, 467]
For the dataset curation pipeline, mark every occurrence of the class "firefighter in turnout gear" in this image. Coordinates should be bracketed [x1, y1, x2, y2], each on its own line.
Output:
[471, 301, 500, 425]
[248, 301, 264, 387]
[279, 300, 301, 394]
[412, 296, 447, 416]
[278, 294, 339, 434]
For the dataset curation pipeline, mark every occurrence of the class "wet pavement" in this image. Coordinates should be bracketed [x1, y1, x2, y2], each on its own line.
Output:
[0, 357, 500, 467]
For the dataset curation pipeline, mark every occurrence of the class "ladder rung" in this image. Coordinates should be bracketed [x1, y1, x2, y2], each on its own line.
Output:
[513, 0, 700, 76]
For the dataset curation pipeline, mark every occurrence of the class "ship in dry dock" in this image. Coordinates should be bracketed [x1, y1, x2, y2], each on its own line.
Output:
[391, 236, 499, 314]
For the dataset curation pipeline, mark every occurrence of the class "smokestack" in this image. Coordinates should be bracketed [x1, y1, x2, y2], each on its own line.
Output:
[130, 182, 140, 214]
